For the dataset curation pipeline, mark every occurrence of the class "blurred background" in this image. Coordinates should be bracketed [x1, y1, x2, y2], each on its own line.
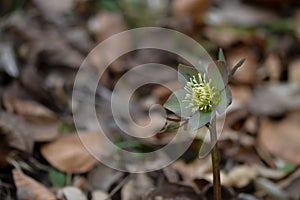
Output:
[1, 0, 300, 199]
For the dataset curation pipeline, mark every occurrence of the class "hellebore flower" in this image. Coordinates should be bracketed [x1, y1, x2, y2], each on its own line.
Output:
[164, 49, 245, 131]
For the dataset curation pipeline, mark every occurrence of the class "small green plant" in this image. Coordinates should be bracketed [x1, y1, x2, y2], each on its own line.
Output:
[164, 49, 245, 200]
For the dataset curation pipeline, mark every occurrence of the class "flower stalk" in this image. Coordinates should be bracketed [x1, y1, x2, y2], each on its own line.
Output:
[163, 49, 245, 200]
[209, 115, 221, 200]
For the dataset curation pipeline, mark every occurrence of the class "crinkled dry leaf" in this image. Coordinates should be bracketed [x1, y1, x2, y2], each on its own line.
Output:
[87, 163, 123, 191]
[121, 174, 154, 200]
[41, 132, 103, 173]
[88, 11, 127, 42]
[248, 83, 300, 116]
[210, 165, 257, 188]
[0, 42, 19, 77]
[172, 157, 212, 180]
[172, 0, 211, 24]
[0, 112, 34, 152]
[0, 110, 60, 147]
[259, 111, 300, 164]
[32, 0, 76, 24]
[288, 59, 300, 84]
[92, 190, 111, 200]
[145, 181, 201, 200]
[61, 187, 87, 200]
[206, 0, 278, 26]
[264, 53, 281, 81]
[3, 98, 57, 122]
[13, 169, 56, 200]
[255, 178, 288, 200]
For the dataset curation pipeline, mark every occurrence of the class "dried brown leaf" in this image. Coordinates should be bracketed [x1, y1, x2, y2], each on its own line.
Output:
[258, 111, 300, 164]
[121, 174, 154, 200]
[289, 59, 300, 84]
[3, 98, 57, 122]
[0, 112, 34, 152]
[61, 187, 87, 200]
[172, 0, 211, 24]
[13, 169, 56, 200]
[41, 132, 102, 173]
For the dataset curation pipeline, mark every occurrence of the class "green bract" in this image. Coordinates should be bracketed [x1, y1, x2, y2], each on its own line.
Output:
[164, 49, 245, 131]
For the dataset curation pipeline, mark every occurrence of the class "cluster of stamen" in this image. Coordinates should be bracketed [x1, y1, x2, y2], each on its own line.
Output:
[183, 73, 220, 113]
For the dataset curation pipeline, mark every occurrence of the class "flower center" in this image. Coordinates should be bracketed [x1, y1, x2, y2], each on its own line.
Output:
[183, 73, 220, 113]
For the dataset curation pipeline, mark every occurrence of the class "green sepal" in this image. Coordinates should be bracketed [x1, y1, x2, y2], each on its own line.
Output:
[218, 48, 226, 62]
[163, 89, 193, 118]
[228, 58, 246, 80]
[188, 111, 212, 131]
[178, 64, 206, 86]
[208, 61, 228, 90]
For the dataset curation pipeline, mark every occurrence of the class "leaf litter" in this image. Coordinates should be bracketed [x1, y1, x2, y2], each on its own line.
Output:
[1, 0, 300, 199]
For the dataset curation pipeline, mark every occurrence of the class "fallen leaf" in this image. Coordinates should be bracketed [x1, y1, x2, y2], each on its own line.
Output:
[279, 168, 300, 198]
[255, 178, 288, 200]
[32, 0, 76, 24]
[288, 59, 300, 84]
[3, 97, 57, 122]
[87, 163, 123, 191]
[13, 169, 56, 200]
[0, 112, 34, 152]
[264, 53, 282, 81]
[203, 184, 235, 200]
[206, 0, 278, 26]
[172, 157, 212, 180]
[61, 187, 87, 200]
[230, 85, 252, 103]
[87, 11, 130, 73]
[244, 116, 259, 135]
[121, 174, 154, 200]
[88, 11, 127, 42]
[255, 165, 286, 180]
[248, 83, 300, 116]
[41, 132, 103, 173]
[92, 190, 111, 200]
[237, 193, 260, 200]
[258, 111, 300, 164]
[72, 176, 88, 191]
[145, 182, 201, 200]
[213, 165, 258, 188]
[172, 0, 211, 24]
[0, 42, 19, 77]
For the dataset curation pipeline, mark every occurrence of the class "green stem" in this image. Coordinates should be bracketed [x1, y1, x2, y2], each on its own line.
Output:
[209, 115, 222, 200]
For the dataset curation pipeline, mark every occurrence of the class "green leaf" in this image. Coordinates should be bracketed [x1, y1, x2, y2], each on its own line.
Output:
[178, 64, 199, 86]
[228, 58, 246, 80]
[49, 168, 66, 187]
[188, 111, 212, 131]
[225, 86, 232, 106]
[98, 0, 120, 11]
[208, 61, 227, 90]
[218, 48, 226, 62]
[217, 61, 229, 81]
[215, 87, 230, 114]
[197, 60, 208, 75]
[280, 163, 295, 173]
[163, 89, 193, 118]
[116, 140, 143, 149]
